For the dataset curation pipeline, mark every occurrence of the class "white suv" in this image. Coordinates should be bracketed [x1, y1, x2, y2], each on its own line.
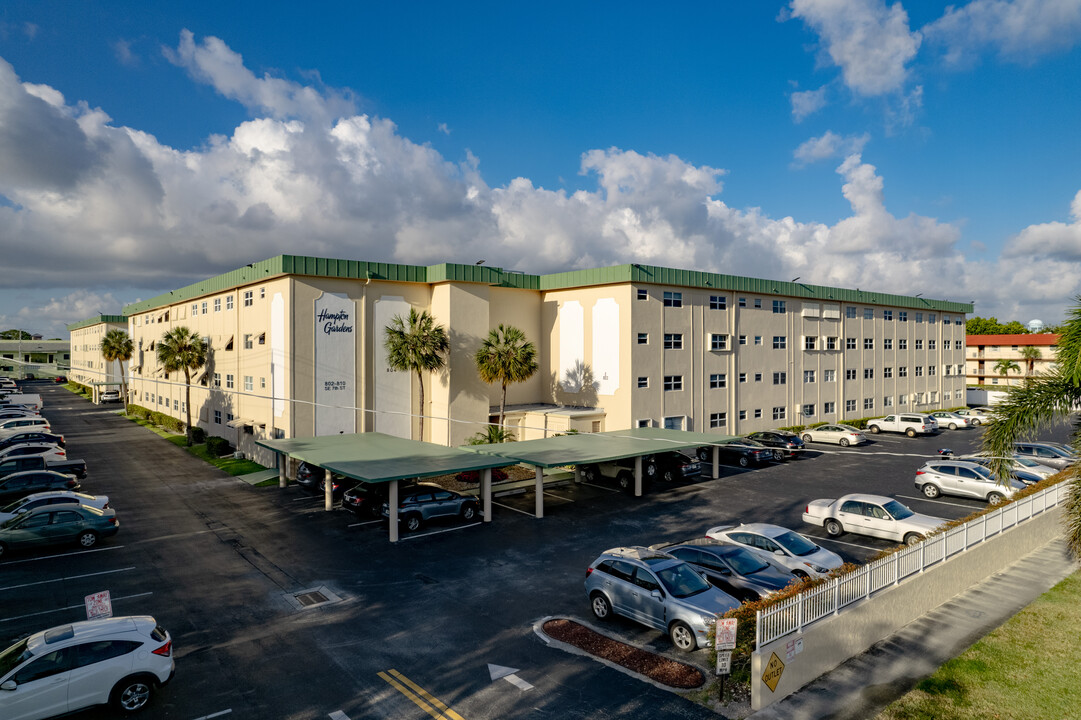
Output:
[0, 616, 174, 719]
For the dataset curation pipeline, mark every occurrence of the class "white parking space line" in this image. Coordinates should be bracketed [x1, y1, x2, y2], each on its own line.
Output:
[132, 528, 217, 545]
[810, 536, 884, 552]
[579, 482, 619, 493]
[542, 490, 574, 502]
[0, 567, 136, 593]
[1, 591, 153, 623]
[897, 494, 983, 510]
[328, 712, 350, 720]
[347, 519, 383, 528]
[292, 495, 324, 502]
[191, 710, 233, 720]
[491, 500, 538, 517]
[398, 521, 483, 541]
[3, 545, 124, 565]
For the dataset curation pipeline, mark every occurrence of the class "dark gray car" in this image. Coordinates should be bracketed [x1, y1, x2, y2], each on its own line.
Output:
[380, 482, 479, 532]
[1012, 442, 1076, 470]
[651, 538, 796, 601]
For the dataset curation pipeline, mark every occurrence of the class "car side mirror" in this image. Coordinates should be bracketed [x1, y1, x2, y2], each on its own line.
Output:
[718, 567, 732, 576]
[651, 589, 663, 600]
[774, 549, 785, 557]
[1, 680, 16, 691]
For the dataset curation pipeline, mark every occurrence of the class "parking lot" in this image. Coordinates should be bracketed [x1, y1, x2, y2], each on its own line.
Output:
[3, 383, 1072, 719]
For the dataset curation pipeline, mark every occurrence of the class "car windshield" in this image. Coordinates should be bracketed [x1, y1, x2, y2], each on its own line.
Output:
[883, 500, 915, 520]
[838, 425, 860, 432]
[774, 530, 819, 557]
[0, 637, 31, 677]
[724, 549, 769, 575]
[1014, 457, 1042, 468]
[0, 497, 28, 513]
[656, 562, 712, 598]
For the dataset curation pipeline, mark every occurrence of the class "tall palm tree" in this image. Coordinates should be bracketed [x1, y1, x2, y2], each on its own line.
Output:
[983, 298, 1081, 554]
[156, 327, 208, 446]
[474, 324, 538, 437]
[384, 309, 449, 441]
[100, 329, 134, 414]
[993, 358, 1021, 385]
[1020, 345, 1042, 379]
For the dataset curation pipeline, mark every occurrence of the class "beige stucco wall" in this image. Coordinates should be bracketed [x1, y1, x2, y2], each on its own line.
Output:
[69, 322, 125, 390]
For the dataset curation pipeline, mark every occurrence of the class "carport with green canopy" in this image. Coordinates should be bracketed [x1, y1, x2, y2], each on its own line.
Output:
[256, 433, 514, 542]
[460, 426, 739, 518]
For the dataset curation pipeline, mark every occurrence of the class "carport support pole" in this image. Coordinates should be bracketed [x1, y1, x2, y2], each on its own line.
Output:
[573, 466, 581, 484]
[634, 456, 642, 497]
[324, 468, 333, 512]
[534, 465, 544, 518]
[389, 479, 399, 543]
[278, 453, 286, 488]
[482, 468, 492, 522]
[712, 447, 719, 479]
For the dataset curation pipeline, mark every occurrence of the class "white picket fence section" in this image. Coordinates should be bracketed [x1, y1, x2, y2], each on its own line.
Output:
[756, 483, 1067, 648]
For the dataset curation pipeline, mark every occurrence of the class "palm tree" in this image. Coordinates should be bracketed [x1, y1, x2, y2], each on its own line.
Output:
[993, 358, 1021, 385]
[467, 425, 516, 445]
[384, 309, 449, 441]
[983, 298, 1081, 554]
[1020, 345, 1042, 379]
[156, 327, 208, 446]
[474, 324, 539, 438]
[100, 329, 134, 414]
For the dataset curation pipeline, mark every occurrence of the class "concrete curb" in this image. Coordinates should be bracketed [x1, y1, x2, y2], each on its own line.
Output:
[532, 615, 711, 693]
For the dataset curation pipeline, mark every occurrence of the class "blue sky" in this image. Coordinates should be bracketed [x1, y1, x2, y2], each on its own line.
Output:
[1, 0, 1080, 337]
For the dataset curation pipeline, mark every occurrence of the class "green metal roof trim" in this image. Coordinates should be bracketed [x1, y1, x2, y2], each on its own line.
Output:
[255, 432, 512, 483]
[540, 264, 974, 313]
[460, 427, 738, 468]
[66, 315, 129, 331]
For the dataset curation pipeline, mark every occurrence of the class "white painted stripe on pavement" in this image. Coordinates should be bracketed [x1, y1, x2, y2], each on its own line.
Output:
[491, 501, 537, 517]
[897, 494, 982, 509]
[3, 545, 124, 565]
[578, 482, 619, 493]
[0, 566, 136, 593]
[542, 490, 573, 502]
[1, 591, 153, 623]
[505, 673, 534, 691]
[328, 712, 350, 720]
[191, 710, 233, 720]
[398, 521, 482, 541]
[347, 519, 383, 527]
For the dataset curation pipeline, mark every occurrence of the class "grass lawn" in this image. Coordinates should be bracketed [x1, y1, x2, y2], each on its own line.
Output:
[122, 415, 266, 476]
[877, 567, 1081, 720]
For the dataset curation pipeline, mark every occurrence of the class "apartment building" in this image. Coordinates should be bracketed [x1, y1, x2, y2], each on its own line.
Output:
[66, 316, 127, 394]
[104, 256, 971, 463]
[965, 333, 1059, 387]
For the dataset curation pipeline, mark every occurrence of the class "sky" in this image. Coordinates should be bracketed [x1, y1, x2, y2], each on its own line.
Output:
[1, 0, 1080, 339]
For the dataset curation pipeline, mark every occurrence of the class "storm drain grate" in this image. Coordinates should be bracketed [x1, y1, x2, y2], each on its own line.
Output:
[283, 585, 342, 611]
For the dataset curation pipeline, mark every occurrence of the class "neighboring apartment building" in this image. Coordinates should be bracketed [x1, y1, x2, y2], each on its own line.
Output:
[66, 316, 129, 397]
[108, 256, 971, 464]
[966, 333, 1059, 387]
[0, 338, 70, 379]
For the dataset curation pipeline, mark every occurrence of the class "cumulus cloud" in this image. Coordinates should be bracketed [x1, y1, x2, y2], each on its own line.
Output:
[792, 131, 870, 166]
[113, 39, 138, 67]
[923, 0, 1081, 65]
[1003, 189, 1081, 261]
[791, 86, 828, 122]
[0, 30, 1078, 335]
[789, 0, 921, 96]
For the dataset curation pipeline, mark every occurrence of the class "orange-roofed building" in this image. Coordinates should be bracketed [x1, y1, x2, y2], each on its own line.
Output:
[966, 334, 1059, 387]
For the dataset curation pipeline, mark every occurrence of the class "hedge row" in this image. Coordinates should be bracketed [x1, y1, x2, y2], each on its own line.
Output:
[125, 404, 186, 433]
[206, 436, 232, 457]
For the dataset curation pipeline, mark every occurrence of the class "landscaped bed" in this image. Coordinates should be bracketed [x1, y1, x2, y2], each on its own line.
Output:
[542, 618, 705, 689]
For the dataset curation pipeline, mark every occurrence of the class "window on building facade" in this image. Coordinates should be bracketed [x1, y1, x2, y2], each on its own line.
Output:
[214, 298, 221, 312]
[754, 299, 762, 308]
[201, 301, 208, 314]
[846, 307, 857, 318]
[244, 334, 253, 349]
[739, 373, 747, 383]
[213, 372, 221, 387]
[884, 367, 892, 378]
[260, 377, 266, 389]
[928, 340, 936, 350]
[772, 300, 785, 313]
[915, 391, 924, 403]
[846, 337, 856, 349]
[739, 335, 747, 345]
[845, 368, 857, 380]
[915, 339, 923, 350]
[710, 373, 726, 388]
[864, 338, 873, 350]
[899, 394, 907, 404]
[802, 404, 815, 417]
[754, 409, 762, 419]
[226, 374, 235, 389]
[214, 410, 222, 424]
[915, 366, 923, 377]
[739, 410, 747, 420]
[884, 396, 893, 407]
[637, 288, 648, 300]
[884, 338, 893, 350]
[739, 297, 747, 307]
[930, 391, 938, 403]
[226, 296, 234, 310]
[754, 372, 762, 382]
[864, 368, 874, 379]
[663, 291, 683, 307]
[846, 399, 856, 413]
[710, 412, 727, 428]
[191, 303, 198, 316]
[824, 401, 836, 415]
[637, 377, 648, 388]
[773, 336, 786, 349]
[899, 339, 908, 350]
[755, 336, 762, 346]
[637, 419, 651, 428]
[864, 308, 873, 320]
[709, 295, 726, 309]
[773, 371, 787, 385]
[898, 366, 908, 377]
[826, 336, 837, 350]
[711, 334, 728, 351]
[805, 336, 817, 350]
[244, 376, 253, 391]
[899, 311, 908, 322]
[864, 398, 874, 410]
[637, 333, 648, 345]
[244, 290, 253, 306]
[773, 406, 786, 421]
[664, 333, 683, 350]
[915, 312, 923, 323]
[883, 310, 893, 321]
[824, 369, 836, 382]
[804, 370, 815, 383]
[663, 375, 682, 391]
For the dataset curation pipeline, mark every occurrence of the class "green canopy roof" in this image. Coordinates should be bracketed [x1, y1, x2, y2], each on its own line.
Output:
[256, 433, 513, 483]
[459, 427, 739, 468]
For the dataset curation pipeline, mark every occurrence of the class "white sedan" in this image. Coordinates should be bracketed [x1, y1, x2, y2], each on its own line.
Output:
[803, 494, 948, 546]
[0, 490, 110, 522]
[929, 411, 971, 430]
[706, 522, 844, 579]
[801, 424, 867, 447]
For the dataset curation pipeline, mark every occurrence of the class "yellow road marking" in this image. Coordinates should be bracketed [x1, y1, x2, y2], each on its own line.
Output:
[378, 669, 465, 720]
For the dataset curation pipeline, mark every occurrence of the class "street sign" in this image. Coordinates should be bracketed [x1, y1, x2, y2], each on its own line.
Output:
[716, 618, 737, 650]
[716, 650, 732, 675]
[762, 651, 785, 692]
[84, 590, 112, 620]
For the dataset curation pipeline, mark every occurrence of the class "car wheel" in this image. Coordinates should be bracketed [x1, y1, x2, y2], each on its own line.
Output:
[590, 592, 612, 620]
[403, 514, 423, 532]
[110, 674, 156, 713]
[868, 425, 881, 434]
[460, 504, 478, 521]
[697, 447, 710, 462]
[78, 530, 99, 549]
[792, 570, 810, 580]
[616, 470, 634, 493]
[906, 428, 917, 438]
[772, 449, 785, 461]
[949, 423, 958, 430]
[662, 469, 676, 483]
[581, 465, 599, 483]
[367, 503, 383, 519]
[669, 621, 696, 652]
[921, 484, 941, 499]
[739, 456, 750, 468]
[904, 533, 924, 546]
[802, 434, 813, 443]
[838, 438, 850, 447]
[987, 492, 1006, 505]
[644, 461, 659, 479]
[825, 519, 843, 537]
[972, 419, 982, 426]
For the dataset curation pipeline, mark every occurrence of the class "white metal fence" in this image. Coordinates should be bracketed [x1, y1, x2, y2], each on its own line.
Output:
[756, 483, 1067, 648]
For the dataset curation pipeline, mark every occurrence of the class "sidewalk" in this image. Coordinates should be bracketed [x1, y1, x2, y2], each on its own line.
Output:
[746, 537, 1078, 720]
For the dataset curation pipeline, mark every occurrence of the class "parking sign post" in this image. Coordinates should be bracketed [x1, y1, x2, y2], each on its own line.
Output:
[84, 590, 112, 620]
[715, 618, 737, 700]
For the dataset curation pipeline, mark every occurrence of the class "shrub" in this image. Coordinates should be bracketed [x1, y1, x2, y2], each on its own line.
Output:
[205, 436, 232, 457]
[191, 427, 206, 443]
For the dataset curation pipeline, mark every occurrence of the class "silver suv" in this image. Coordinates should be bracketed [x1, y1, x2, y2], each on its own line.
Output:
[0, 615, 174, 719]
[914, 460, 1024, 504]
[584, 546, 739, 651]
[1012, 442, 1076, 470]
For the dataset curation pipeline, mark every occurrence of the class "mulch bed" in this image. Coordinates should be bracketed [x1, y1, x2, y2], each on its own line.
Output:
[543, 618, 705, 689]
